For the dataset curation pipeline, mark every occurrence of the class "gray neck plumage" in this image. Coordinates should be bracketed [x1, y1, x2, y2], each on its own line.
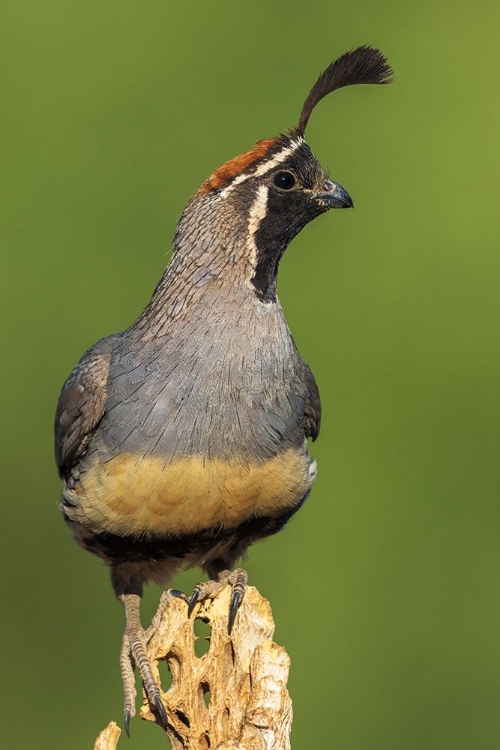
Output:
[135, 187, 292, 335]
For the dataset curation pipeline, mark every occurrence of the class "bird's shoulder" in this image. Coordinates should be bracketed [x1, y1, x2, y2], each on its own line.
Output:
[302, 358, 321, 441]
[55, 335, 117, 476]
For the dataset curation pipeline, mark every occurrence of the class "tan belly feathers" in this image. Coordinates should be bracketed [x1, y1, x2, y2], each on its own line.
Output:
[66, 448, 314, 538]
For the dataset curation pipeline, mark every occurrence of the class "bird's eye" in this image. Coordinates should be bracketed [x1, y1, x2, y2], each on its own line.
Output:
[273, 171, 296, 190]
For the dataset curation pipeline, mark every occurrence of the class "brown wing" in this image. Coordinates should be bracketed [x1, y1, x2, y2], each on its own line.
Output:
[55, 338, 113, 477]
[303, 360, 321, 441]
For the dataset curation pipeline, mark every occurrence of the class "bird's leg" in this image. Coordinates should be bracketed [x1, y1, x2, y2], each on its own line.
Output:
[119, 592, 167, 735]
[182, 568, 248, 634]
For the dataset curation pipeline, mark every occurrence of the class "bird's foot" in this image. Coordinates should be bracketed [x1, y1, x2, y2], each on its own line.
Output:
[174, 568, 248, 634]
[119, 594, 167, 736]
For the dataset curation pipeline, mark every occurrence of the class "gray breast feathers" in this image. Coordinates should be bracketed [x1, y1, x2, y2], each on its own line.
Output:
[96, 305, 308, 462]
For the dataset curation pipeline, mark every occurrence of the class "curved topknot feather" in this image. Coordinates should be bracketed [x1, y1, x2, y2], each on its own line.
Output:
[295, 46, 393, 136]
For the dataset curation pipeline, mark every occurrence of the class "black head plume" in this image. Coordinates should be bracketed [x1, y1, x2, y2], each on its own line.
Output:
[295, 46, 393, 137]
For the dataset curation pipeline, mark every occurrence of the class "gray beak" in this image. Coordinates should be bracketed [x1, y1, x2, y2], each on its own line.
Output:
[314, 180, 353, 209]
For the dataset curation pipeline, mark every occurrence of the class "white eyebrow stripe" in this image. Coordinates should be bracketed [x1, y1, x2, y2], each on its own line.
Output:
[219, 173, 248, 198]
[218, 138, 303, 198]
[252, 138, 303, 177]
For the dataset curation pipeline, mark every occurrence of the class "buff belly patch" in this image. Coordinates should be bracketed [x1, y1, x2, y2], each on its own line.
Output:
[65, 449, 314, 537]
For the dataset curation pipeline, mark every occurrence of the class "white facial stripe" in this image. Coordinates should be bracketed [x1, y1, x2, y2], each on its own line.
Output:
[219, 138, 303, 198]
[219, 173, 248, 198]
[247, 184, 269, 267]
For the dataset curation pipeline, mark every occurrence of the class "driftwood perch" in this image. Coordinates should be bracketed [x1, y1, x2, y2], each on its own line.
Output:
[95, 585, 292, 749]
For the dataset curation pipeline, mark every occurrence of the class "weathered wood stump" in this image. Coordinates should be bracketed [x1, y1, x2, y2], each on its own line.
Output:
[95, 585, 292, 749]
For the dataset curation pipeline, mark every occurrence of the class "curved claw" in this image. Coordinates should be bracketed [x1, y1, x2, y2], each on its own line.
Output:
[154, 694, 168, 729]
[187, 588, 201, 618]
[124, 711, 131, 738]
[228, 585, 245, 634]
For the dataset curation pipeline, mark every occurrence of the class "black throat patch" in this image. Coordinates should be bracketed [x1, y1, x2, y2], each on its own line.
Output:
[250, 144, 326, 302]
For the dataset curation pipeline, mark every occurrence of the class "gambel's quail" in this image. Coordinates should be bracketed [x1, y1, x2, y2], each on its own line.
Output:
[55, 45, 392, 731]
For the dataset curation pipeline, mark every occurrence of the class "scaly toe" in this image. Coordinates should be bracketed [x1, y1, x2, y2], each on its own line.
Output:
[120, 631, 136, 734]
[184, 568, 248, 632]
[128, 628, 165, 721]
[185, 579, 226, 618]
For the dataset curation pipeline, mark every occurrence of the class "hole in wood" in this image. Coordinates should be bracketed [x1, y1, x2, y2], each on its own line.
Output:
[175, 709, 190, 727]
[201, 681, 211, 707]
[157, 658, 172, 691]
[194, 617, 211, 658]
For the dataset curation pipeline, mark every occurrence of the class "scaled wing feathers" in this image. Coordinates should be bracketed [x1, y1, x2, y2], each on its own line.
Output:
[55, 339, 112, 476]
[303, 361, 321, 441]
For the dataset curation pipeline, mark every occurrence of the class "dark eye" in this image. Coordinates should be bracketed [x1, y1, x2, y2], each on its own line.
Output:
[273, 171, 296, 190]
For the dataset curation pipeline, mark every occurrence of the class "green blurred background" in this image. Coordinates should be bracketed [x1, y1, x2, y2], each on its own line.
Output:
[2, 1, 500, 748]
